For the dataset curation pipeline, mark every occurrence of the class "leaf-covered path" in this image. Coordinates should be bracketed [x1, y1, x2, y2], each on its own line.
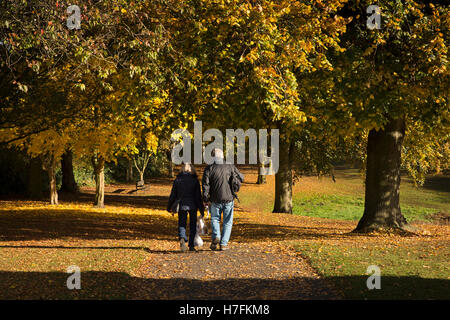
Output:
[131, 238, 339, 300]
[0, 166, 447, 299]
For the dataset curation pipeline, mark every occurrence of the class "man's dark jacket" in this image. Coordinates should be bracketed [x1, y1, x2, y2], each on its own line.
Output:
[202, 163, 244, 203]
[167, 172, 204, 214]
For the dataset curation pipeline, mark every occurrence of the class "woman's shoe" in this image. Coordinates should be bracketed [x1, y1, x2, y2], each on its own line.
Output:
[180, 238, 188, 252]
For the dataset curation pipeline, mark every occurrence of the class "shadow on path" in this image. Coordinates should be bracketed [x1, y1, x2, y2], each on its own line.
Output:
[0, 271, 447, 300]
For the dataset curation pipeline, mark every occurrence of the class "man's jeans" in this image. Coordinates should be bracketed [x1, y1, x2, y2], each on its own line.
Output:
[210, 201, 234, 246]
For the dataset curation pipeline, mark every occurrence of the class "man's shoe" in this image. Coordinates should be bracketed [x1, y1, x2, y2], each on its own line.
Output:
[180, 238, 188, 252]
[220, 245, 229, 251]
[189, 247, 197, 252]
[210, 237, 220, 251]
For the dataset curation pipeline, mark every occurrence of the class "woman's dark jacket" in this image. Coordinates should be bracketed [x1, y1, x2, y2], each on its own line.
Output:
[167, 172, 204, 214]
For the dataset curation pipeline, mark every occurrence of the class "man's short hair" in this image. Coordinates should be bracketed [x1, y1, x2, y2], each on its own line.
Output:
[213, 148, 224, 159]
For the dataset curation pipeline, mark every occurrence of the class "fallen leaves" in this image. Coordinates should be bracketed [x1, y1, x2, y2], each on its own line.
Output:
[0, 167, 447, 299]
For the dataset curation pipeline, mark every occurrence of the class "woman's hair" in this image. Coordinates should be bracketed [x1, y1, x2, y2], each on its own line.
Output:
[180, 163, 197, 175]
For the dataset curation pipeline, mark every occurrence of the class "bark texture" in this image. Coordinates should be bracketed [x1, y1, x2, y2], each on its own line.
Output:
[355, 117, 408, 232]
[257, 163, 267, 184]
[166, 150, 174, 178]
[126, 158, 133, 182]
[47, 156, 58, 205]
[60, 150, 78, 193]
[93, 156, 105, 208]
[27, 157, 43, 200]
[273, 138, 293, 213]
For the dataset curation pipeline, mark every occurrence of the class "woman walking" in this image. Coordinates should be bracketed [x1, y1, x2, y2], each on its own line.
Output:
[167, 163, 204, 252]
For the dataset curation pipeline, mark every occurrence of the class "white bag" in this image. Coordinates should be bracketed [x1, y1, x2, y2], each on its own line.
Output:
[194, 216, 207, 247]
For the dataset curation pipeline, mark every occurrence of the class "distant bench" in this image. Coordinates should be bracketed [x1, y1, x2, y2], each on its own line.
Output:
[136, 180, 149, 193]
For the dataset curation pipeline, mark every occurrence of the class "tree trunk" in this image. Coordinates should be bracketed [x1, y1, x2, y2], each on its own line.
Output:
[126, 158, 133, 182]
[166, 150, 174, 178]
[134, 153, 150, 182]
[60, 150, 78, 193]
[93, 156, 105, 208]
[257, 163, 267, 184]
[354, 117, 408, 232]
[47, 156, 58, 205]
[27, 157, 43, 200]
[273, 138, 293, 213]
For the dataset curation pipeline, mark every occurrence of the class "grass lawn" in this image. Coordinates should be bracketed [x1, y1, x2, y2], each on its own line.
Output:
[239, 168, 450, 299]
[0, 168, 447, 299]
[0, 243, 148, 299]
[0, 201, 174, 299]
[294, 240, 450, 299]
[240, 168, 449, 223]
[292, 193, 442, 223]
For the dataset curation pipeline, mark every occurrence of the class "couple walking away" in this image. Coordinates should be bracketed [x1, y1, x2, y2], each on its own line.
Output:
[167, 148, 244, 252]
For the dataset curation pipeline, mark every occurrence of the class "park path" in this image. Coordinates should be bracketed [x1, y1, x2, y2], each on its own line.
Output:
[130, 212, 341, 300]
[80, 166, 349, 299]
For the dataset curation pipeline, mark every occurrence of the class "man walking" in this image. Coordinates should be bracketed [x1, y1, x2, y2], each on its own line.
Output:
[202, 148, 244, 251]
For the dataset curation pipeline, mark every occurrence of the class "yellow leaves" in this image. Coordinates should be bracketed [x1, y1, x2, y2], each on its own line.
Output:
[0, 128, 20, 144]
[300, 41, 314, 53]
[144, 132, 158, 154]
[267, 16, 277, 24]
[72, 119, 136, 162]
[299, 113, 308, 123]
[113, 7, 127, 14]
[376, 38, 386, 45]
[153, 97, 163, 106]
[245, 48, 259, 64]
[23, 129, 71, 161]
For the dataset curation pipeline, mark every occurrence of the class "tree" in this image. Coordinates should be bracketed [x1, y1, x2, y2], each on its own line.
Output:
[257, 163, 267, 184]
[60, 149, 78, 193]
[72, 109, 137, 208]
[167, 0, 349, 213]
[133, 132, 159, 182]
[0, 0, 89, 145]
[16, 128, 70, 205]
[1, 0, 178, 206]
[27, 157, 44, 200]
[326, 0, 448, 232]
[126, 158, 134, 182]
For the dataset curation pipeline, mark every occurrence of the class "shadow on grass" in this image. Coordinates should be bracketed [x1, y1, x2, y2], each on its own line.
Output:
[59, 192, 170, 210]
[0, 271, 447, 300]
[420, 175, 450, 193]
[232, 221, 345, 241]
[0, 245, 186, 254]
[329, 275, 450, 300]
[0, 208, 177, 241]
